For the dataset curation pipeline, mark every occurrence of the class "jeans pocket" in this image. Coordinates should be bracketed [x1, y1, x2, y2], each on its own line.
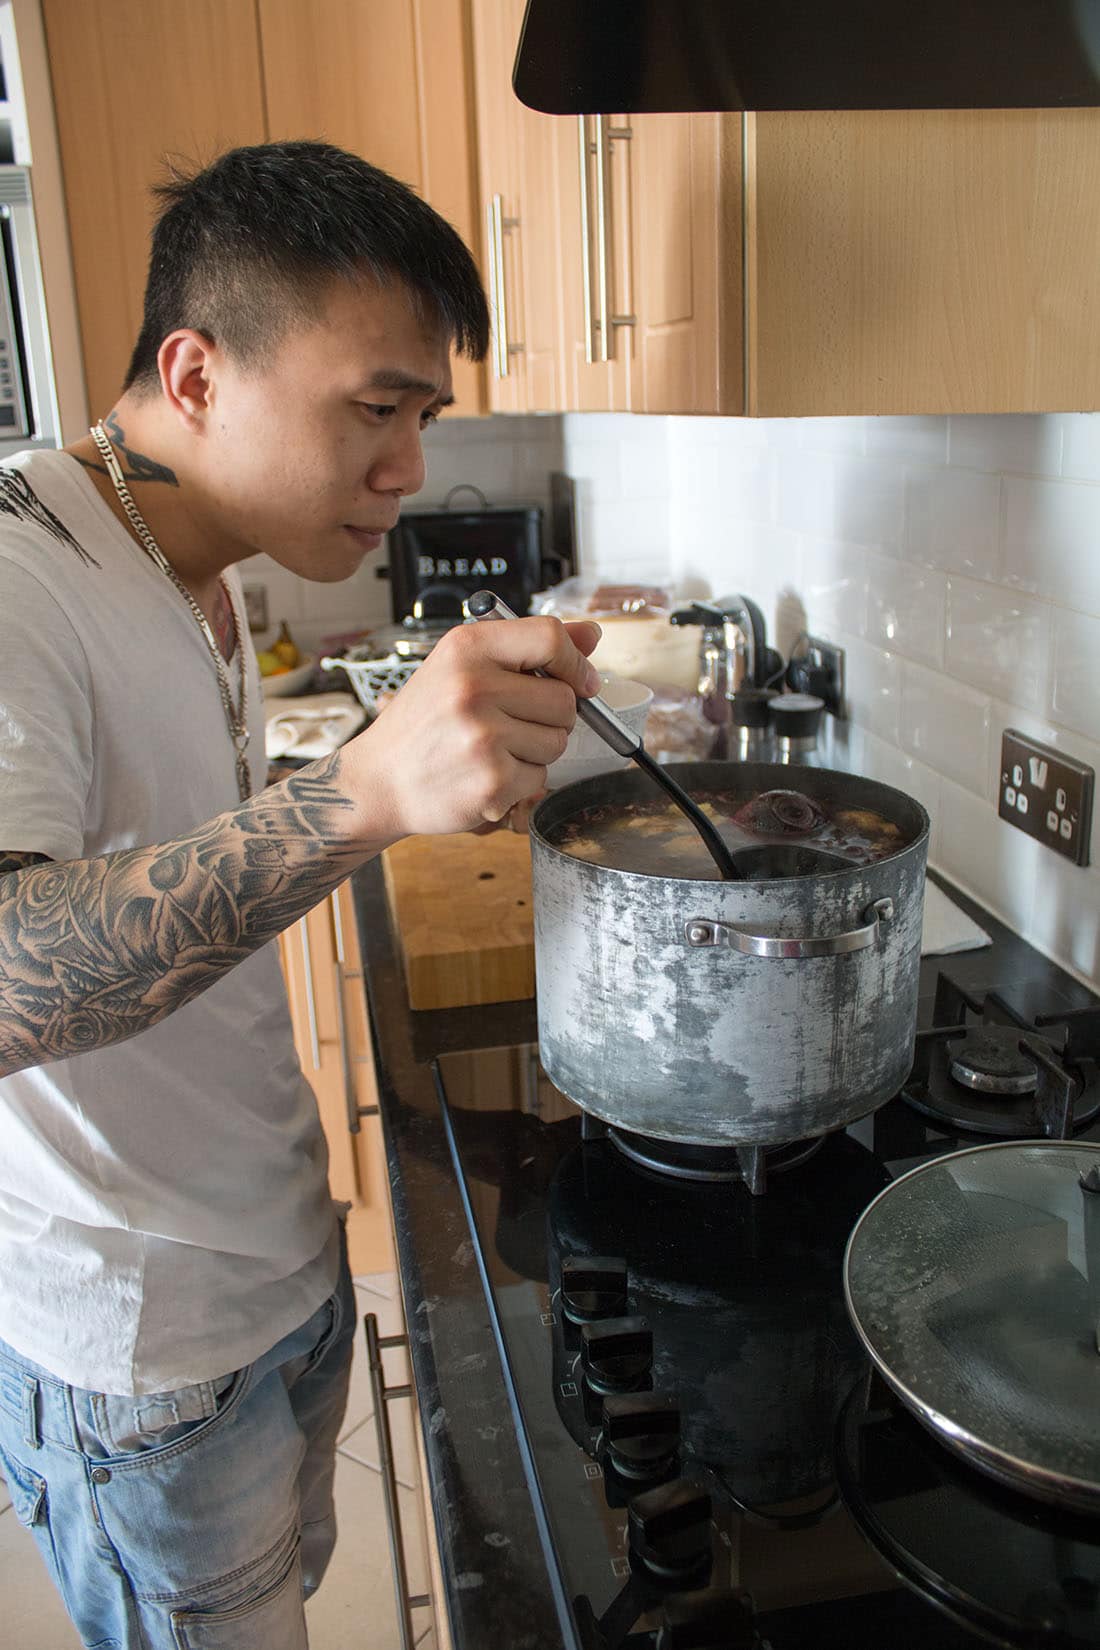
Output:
[88, 1369, 242, 1460]
[170, 1531, 306, 1650]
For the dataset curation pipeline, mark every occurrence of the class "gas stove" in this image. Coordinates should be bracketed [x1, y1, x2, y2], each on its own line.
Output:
[433, 966, 1100, 1650]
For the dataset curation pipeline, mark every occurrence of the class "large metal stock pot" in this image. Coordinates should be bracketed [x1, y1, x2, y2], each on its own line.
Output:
[530, 762, 929, 1147]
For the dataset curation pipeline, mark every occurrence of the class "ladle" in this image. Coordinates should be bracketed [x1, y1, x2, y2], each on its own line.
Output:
[464, 590, 743, 881]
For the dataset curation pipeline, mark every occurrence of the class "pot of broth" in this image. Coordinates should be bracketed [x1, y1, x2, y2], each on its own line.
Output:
[529, 762, 929, 1147]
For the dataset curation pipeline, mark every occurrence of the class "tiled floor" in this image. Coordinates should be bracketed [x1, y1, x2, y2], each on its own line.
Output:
[0, 1273, 438, 1650]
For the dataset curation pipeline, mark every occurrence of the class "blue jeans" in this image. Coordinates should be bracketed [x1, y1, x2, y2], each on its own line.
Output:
[0, 1231, 355, 1649]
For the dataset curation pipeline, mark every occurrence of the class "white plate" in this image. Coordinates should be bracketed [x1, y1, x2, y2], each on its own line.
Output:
[260, 656, 316, 697]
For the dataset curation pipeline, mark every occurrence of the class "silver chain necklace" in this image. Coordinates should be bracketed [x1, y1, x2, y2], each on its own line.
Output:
[89, 422, 252, 802]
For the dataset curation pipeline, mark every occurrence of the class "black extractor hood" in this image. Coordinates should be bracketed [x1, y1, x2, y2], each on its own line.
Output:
[512, 0, 1100, 113]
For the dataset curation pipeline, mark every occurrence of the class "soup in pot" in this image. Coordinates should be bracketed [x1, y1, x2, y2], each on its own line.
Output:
[548, 787, 907, 880]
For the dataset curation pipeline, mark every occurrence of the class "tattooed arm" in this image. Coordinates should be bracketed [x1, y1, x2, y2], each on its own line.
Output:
[0, 756, 372, 1078]
[0, 612, 604, 1079]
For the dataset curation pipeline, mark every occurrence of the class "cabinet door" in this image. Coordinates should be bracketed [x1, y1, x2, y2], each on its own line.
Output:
[470, 0, 563, 411]
[556, 113, 632, 411]
[747, 108, 1100, 416]
[258, 0, 486, 419]
[279, 886, 395, 1278]
[41, 0, 267, 422]
[630, 113, 740, 416]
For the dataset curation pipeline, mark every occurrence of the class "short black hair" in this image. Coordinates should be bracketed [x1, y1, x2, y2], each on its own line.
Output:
[124, 140, 490, 390]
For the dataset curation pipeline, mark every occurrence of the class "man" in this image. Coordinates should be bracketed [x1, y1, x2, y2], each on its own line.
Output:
[0, 141, 600, 1648]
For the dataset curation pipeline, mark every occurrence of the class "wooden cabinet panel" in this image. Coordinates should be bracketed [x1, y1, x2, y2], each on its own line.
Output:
[631, 112, 738, 416]
[258, 0, 486, 417]
[747, 108, 1100, 416]
[41, 0, 267, 420]
[471, 0, 563, 410]
[279, 885, 395, 1278]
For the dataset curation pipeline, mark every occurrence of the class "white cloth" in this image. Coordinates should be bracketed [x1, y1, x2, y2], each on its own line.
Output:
[920, 880, 993, 956]
[0, 449, 336, 1394]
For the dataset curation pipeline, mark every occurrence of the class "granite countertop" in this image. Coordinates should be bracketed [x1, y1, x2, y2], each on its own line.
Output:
[349, 854, 1097, 1650]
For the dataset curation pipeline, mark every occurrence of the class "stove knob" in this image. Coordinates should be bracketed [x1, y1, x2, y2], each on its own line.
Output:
[581, 1316, 652, 1394]
[602, 1391, 681, 1481]
[560, 1255, 629, 1325]
[656, 1589, 759, 1648]
[628, 1478, 713, 1583]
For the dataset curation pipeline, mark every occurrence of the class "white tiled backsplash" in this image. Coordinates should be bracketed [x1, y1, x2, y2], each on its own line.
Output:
[560, 410, 1100, 990]
[248, 406, 1099, 989]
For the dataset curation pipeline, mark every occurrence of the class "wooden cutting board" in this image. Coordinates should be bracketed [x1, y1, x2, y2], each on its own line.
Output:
[382, 832, 536, 1010]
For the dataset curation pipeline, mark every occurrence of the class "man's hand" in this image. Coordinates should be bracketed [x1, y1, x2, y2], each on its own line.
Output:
[343, 616, 602, 839]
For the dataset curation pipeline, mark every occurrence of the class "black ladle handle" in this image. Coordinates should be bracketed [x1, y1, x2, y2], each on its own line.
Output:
[463, 590, 743, 882]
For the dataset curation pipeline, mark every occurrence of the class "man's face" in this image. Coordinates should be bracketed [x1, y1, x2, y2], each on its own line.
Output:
[200, 277, 453, 580]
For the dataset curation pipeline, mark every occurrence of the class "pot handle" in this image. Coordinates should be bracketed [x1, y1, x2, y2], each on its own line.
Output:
[684, 898, 894, 959]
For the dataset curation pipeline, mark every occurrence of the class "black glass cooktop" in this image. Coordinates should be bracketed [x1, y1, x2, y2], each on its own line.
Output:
[434, 990, 1100, 1650]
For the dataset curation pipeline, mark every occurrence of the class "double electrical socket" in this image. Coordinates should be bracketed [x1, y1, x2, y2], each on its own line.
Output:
[998, 729, 1094, 866]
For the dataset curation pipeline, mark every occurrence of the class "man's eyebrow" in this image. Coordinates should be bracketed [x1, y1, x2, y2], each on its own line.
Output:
[367, 368, 454, 406]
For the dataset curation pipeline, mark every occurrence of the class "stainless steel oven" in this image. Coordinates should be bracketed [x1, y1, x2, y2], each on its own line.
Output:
[0, 165, 58, 451]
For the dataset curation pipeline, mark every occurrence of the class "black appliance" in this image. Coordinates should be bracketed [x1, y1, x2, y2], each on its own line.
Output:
[434, 960, 1100, 1649]
[512, 0, 1100, 114]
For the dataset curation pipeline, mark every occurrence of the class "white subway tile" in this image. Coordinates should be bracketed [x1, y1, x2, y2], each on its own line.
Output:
[788, 416, 867, 456]
[935, 776, 1042, 938]
[1025, 858, 1100, 989]
[1003, 475, 1100, 615]
[562, 440, 626, 498]
[620, 429, 673, 502]
[948, 414, 1063, 477]
[1060, 413, 1100, 482]
[857, 731, 943, 863]
[944, 577, 1051, 712]
[562, 412, 636, 446]
[864, 416, 949, 464]
[697, 445, 774, 526]
[1050, 607, 1100, 745]
[905, 464, 1001, 579]
[865, 553, 946, 667]
[775, 449, 834, 536]
[800, 538, 869, 638]
[843, 638, 902, 744]
[831, 456, 906, 553]
[899, 662, 991, 797]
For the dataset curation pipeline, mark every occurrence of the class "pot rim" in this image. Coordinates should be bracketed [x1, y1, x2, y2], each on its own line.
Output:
[530, 760, 931, 887]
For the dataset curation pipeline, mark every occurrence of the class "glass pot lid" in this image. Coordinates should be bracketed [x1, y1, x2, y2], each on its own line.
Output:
[844, 1141, 1100, 1515]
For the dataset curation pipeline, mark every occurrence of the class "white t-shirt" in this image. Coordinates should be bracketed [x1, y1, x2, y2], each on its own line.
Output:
[0, 449, 337, 1395]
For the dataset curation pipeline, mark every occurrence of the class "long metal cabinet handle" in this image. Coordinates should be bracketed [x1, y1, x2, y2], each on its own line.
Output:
[486, 194, 508, 378]
[329, 889, 380, 1136]
[577, 116, 597, 363]
[684, 898, 895, 959]
[298, 915, 321, 1070]
[329, 890, 359, 1135]
[365, 1314, 432, 1650]
[593, 114, 611, 363]
[487, 194, 524, 378]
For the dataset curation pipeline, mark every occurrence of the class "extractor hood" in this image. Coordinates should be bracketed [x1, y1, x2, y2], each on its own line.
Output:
[512, 0, 1100, 113]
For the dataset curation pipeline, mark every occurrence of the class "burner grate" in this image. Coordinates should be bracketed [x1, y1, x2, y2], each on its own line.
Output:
[901, 973, 1100, 1139]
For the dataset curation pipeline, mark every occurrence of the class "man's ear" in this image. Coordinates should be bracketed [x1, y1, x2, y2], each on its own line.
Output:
[156, 330, 217, 431]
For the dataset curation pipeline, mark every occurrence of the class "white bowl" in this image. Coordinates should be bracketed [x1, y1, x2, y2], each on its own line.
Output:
[260, 656, 316, 698]
[545, 675, 654, 790]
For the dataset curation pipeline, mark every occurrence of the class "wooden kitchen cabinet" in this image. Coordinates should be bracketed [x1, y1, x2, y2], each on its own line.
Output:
[41, 0, 486, 420]
[40, 0, 267, 421]
[470, 0, 566, 411]
[278, 882, 395, 1278]
[470, 0, 734, 414]
[745, 108, 1100, 415]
